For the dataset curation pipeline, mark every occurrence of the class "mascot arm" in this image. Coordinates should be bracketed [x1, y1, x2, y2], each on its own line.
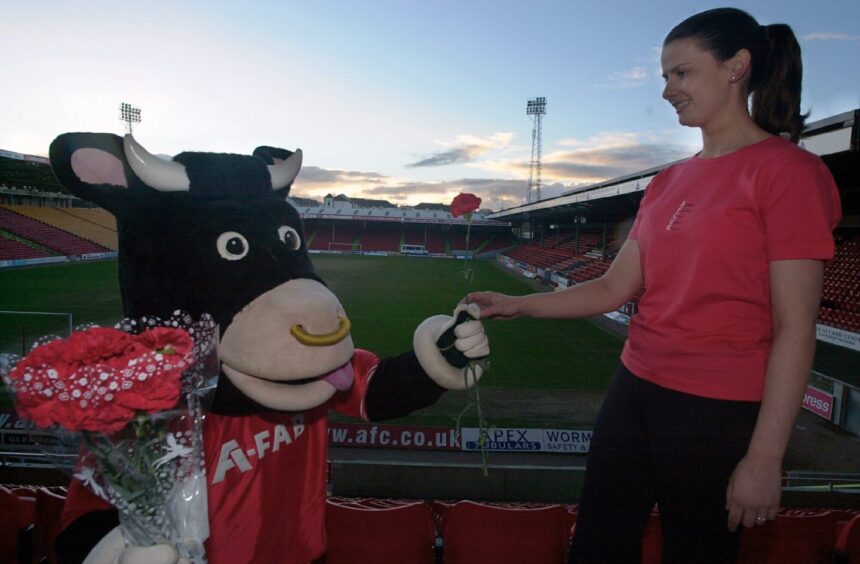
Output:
[412, 302, 489, 389]
[56, 482, 181, 564]
[58, 520, 184, 564]
[364, 303, 489, 422]
[55, 510, 118, 564]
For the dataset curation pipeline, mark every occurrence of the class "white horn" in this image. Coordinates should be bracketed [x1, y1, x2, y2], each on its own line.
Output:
[123, 134, 190, 192]
[268, 149, 303, 190]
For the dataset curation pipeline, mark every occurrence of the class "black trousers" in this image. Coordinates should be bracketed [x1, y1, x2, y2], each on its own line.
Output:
[568, 364, 760, 563]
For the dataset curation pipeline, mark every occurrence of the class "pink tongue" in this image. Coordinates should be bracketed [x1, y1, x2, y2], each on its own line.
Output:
[322, 363, 354, 391]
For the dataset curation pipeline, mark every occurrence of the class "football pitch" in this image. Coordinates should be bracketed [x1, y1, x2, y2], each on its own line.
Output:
[0, 255, 623, 424]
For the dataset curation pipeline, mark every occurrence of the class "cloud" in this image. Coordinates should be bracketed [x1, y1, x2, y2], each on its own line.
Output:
[478, 131, 694, 186]
[407, 146, 482, 167]
[801, 32, 860, 42]
[407, 132, 514, 167]
[595, 66, 651, 89]
[539, 132, 692, 181]
[298, 166, 386, 185]
[291, 131, 697, 212]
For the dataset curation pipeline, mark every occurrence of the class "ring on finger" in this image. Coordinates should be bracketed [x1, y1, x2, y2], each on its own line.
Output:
[755, 516, 766, 525]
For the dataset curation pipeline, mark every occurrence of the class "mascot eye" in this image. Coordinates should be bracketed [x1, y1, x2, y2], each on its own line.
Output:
[278, 226, 301, 250]
[216, 231, 249, 261]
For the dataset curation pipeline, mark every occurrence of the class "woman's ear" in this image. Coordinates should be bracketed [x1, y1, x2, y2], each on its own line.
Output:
[727, 48, 752, 83]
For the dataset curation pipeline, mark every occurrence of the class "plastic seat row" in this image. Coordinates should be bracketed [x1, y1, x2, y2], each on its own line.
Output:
[325, 498, 575, 563]
[4, 489, 858, 563]
[0, 485, 66, 564]
[324, 499, 860, 564]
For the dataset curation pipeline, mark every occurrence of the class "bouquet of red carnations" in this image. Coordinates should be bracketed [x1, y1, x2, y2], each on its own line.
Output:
[0, 311, 218, 563]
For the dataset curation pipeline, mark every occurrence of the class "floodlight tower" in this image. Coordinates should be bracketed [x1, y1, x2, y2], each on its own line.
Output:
[119, 102, 142, 134]
[525, 97, 547, 204]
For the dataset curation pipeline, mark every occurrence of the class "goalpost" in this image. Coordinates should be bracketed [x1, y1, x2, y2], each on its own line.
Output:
[327, 242, 361, 254]
[0, 310, 74, 356]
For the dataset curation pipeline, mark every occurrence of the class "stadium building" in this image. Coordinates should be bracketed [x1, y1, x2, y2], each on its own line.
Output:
[1, 113, 858, 437]
[0, 111, 858, 560]
[486, 109, 860, 437]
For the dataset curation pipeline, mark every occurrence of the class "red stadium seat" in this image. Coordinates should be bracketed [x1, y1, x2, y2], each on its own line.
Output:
[738, 509, 837, 564]
[439, 500, 570, 564]
[0, 486, 25, 563]
[641, 508, 663, 564]
[837, 514, 860, 564]
[33, 487, 67, 564]
[325, 498, 436, 564]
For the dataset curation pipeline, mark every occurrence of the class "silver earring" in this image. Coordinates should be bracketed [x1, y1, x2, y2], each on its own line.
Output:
[731, 75, 736, 81]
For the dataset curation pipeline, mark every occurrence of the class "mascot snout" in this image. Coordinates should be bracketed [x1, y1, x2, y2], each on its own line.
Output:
[219, 278, 355, 411]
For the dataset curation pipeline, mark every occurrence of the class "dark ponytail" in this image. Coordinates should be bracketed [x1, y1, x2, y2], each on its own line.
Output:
[665, 8, 807, 142]
[754, 24, 806, 142]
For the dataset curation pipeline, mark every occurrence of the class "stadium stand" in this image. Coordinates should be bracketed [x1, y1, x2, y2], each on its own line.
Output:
[0, 235, 54, 260]
[0, 155, 64, 194]
[821, 231, 860, 332]
[33, 487, 65, 564]
[435, 500, 572, 563]
[325, 497, 436, 563]
[403, 225, 447, 254]
[0, 206, 108, 256]
[500, 221, 860, 336]
[423, 231, 448, 254]
[0, 488, 854, 564]
[357, 225, 402, 253]
[0, 485, 25, 563]
[836, 513, 860, 563]
[306, 222, 360, 252]
[61, 207, 117, 233]
[475, 232, 514, 253]
[738, 509, 838, 564]
[3, 205, 118, 251]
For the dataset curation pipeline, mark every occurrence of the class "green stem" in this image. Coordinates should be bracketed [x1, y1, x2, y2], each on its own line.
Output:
[460, 214, 491, 476]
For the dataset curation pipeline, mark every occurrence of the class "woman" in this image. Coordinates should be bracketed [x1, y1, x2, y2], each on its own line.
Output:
[468, 8, 841, 562]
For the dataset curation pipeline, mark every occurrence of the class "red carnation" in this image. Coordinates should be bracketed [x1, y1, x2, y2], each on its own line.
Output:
[63, 327, 136, 367]
[450, 193, 482, 218]
[7, 326, 195, 433]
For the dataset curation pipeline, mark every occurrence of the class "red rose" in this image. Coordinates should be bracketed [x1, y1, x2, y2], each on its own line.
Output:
[450, 193, 482, 218]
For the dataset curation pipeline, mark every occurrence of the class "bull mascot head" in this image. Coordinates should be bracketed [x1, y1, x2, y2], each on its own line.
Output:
[51, 134, 363, 412]
[49, 132, 490, 563]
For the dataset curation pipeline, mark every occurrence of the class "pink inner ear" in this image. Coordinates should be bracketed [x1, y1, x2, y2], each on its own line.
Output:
[70, 148, 128, 188]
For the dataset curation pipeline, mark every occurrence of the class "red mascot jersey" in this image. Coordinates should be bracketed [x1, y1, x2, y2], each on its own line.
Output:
[61, 349, 380, 563]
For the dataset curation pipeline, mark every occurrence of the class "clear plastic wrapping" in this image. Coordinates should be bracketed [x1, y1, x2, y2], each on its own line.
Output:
[1, 311, 218, 563]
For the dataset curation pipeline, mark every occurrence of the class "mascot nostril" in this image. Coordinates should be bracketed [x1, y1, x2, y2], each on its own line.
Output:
[48, 132, 490, 563]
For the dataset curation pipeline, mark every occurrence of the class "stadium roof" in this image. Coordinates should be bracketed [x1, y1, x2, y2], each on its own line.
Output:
[490, 108, 859, 227]
[290, 204, 507, 226]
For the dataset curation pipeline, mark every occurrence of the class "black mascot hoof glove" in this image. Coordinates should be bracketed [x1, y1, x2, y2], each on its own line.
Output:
[413, 303, 489, 389]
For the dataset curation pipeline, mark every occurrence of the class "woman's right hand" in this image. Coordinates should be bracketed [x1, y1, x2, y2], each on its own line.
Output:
[466, 291, 522, 319]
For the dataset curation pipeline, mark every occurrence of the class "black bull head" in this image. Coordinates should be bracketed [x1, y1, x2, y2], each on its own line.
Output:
[50, 133, 358, 413]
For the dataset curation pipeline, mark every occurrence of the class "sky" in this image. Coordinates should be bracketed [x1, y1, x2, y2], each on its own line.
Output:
[2, 0, 859, 212]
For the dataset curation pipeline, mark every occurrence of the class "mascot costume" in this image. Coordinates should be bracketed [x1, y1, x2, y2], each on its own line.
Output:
[48, 133, 489, 563]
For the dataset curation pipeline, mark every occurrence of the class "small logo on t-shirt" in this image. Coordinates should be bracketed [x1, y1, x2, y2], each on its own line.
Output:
[666, 200, 692, 231]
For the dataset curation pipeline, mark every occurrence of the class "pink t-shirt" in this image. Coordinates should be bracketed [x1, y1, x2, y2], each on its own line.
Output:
[622, 136, 841, 401]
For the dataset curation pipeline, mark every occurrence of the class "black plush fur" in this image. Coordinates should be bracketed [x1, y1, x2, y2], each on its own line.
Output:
[47, 133, 455, 562]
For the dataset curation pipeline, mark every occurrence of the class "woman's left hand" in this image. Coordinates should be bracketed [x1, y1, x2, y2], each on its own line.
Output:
[725, 454, 782, 531]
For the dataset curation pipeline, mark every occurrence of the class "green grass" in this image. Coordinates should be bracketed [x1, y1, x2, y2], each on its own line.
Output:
[0, 261, 123, 355]
[0, 256, 623, 419]
[319, 255, 622, 390]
